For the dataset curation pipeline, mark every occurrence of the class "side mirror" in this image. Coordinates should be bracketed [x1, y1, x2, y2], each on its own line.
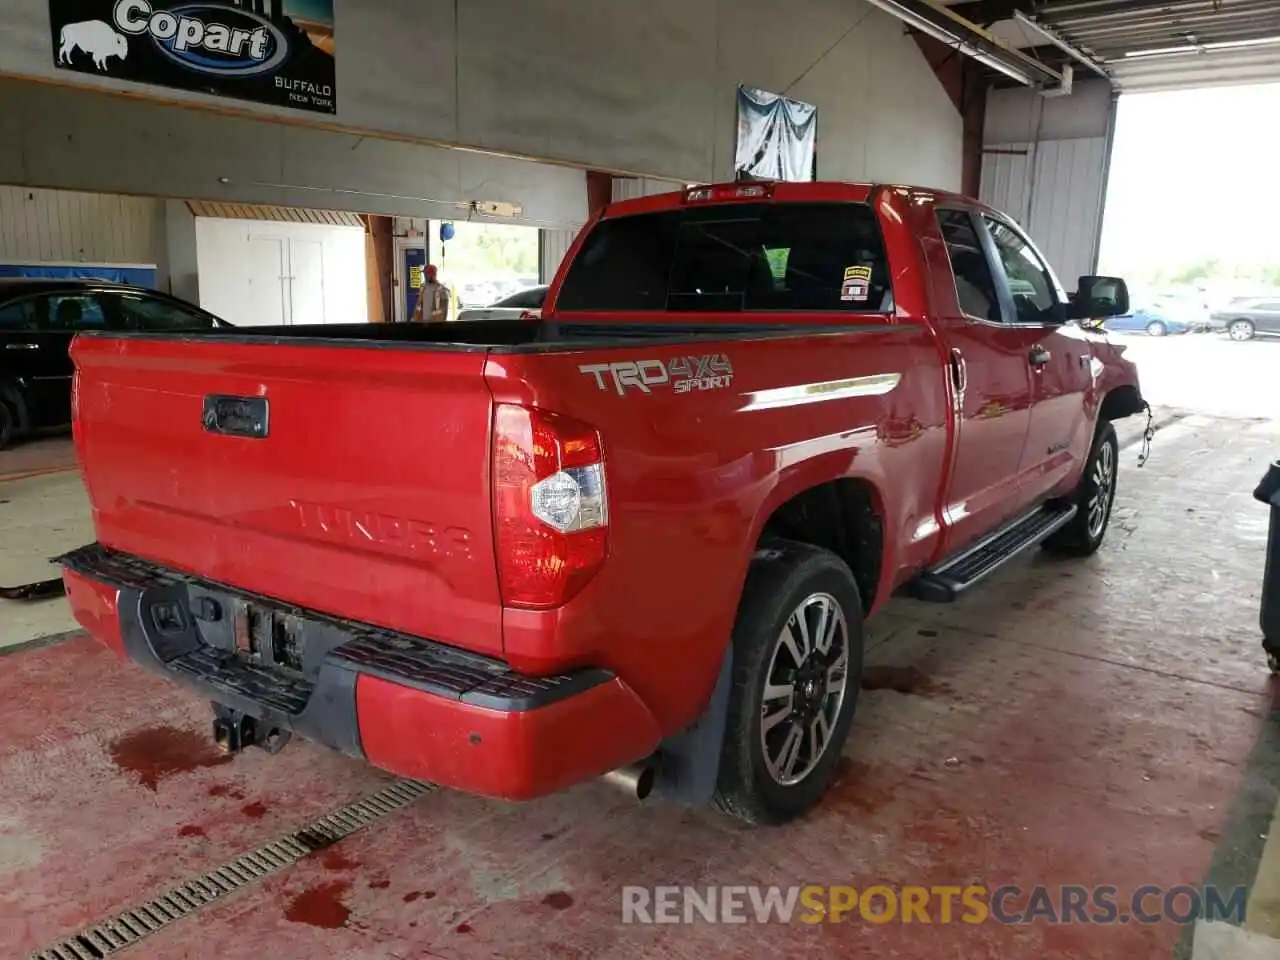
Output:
[1068, 276, 1129, 320]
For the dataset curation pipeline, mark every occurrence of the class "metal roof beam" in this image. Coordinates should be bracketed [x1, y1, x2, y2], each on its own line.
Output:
[945, 0, 1034, 25]
[862, 0, 1068, 88]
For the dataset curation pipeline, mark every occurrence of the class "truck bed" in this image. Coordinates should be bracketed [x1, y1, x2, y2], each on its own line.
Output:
[88, 316, 862, 351]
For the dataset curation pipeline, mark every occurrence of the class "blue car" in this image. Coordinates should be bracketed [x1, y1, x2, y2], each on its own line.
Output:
[1102, 307, 1191, 337]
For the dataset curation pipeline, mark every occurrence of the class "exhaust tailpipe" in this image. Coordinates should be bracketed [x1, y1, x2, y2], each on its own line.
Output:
[601, 762, 655, 800]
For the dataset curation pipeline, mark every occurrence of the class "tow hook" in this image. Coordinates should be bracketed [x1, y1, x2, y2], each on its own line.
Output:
[212, 704, 292, 755]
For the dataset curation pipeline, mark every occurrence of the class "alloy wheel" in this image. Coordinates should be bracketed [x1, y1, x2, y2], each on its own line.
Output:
[759, 592, 850, 786]
[1230, 321, 1254, 342]
[1087, 440, 1115, 540]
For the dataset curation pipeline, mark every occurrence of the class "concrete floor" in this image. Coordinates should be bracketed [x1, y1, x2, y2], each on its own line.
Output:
[2, 412, 1279, 959]
[1116, 332, 1280, 420]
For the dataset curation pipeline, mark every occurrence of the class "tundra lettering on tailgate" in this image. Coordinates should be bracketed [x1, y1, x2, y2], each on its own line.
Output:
[579, 354, 734, 396]
[288, 500, 473, 561]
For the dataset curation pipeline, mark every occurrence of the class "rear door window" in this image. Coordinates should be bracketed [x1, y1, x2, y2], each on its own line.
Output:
[936, 210, 1002, 323]
[104, 294, 218, 331]
[42, 294, 109, 331]
[556, 202, 892, 313]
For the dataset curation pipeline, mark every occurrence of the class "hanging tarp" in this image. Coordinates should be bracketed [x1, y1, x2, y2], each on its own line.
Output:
[734, 86, 817, 182]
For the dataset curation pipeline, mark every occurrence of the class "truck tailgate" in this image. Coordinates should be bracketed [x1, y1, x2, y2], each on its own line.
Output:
[71, 335, 503, 658]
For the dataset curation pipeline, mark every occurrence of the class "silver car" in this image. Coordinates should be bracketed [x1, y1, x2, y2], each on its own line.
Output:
[1210, 298, 1280, 341]
[455, 285, 547, 322]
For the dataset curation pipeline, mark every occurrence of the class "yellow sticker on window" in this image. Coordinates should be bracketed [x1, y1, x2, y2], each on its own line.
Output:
[841, 265, 872, 302]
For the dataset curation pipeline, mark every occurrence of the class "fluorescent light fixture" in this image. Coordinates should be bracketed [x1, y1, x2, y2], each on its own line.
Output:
[1012, 11, 1110, 80]
[1124, 34, 1280, 58]
[1122, 45, 1198, 59]
[860, 0, 1037, 86]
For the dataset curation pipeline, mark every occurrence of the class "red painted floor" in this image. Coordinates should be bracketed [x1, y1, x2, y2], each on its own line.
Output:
[4, 415, 1278, 959]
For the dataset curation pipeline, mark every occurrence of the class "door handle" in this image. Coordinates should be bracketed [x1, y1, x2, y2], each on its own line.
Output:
[5, 343, 39, 351]
[1029, 346, 1051, 367]
[949, 347, 967, 394]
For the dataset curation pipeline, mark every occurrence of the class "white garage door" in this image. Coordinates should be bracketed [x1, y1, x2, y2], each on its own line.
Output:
[195, 218, 367, 327]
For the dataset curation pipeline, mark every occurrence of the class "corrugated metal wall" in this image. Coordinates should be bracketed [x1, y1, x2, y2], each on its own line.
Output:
[981, 82, 1115, 286]
[540, 228, 580, 284]
[980, 137, 1109, 284]
[611, 178, 685, 202]
[0, 185, 163, 265]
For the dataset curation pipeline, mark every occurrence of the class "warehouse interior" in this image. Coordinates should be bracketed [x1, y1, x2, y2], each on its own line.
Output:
[3, 1, 1280, 958]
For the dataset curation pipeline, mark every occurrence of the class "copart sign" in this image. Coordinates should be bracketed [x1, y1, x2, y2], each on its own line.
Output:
[48, 0, 337, 114]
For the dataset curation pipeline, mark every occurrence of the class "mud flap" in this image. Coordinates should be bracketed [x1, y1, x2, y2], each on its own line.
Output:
[655, 645, 733, 806]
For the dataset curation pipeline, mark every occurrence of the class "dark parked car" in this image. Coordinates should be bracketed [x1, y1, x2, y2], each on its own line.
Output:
[1101, 306, 1190, 337]
[1210, 298, 1280, 341]
[0, 280, 229, 449]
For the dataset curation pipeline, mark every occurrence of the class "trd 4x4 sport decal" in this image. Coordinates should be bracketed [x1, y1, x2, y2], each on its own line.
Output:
[579, 354, 734, 396]
[48, 0, 337, 114]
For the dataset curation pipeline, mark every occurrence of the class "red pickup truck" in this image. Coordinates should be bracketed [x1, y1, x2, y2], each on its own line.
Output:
[60, 181, 1144, 824]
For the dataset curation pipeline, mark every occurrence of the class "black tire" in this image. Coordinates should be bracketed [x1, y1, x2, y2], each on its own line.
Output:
[1229, 319, 1256, 342]
[1145, 321, 1167, 337]
[1043, 421, 1119, 557]
[0, 398, 15, 451]
[713, 539, 864, 825]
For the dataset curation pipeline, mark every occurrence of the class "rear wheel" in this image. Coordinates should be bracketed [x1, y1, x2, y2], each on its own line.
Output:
[713, 540, 864, 825]
[1145, 320, 1168, 337]
[1230, 319, 1256, 341]
[1043, 421, 1118, 557]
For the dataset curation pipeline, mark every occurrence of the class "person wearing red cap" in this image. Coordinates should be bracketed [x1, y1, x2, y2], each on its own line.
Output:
[411, 264, 450, 323]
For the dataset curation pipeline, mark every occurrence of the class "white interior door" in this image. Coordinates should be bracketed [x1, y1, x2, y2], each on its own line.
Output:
[244, 236, 287, 326]
[287, 239, 326, 325]
[196, 217, 366, 327]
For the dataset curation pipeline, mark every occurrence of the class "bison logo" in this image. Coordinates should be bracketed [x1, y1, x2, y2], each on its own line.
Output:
[57, 20, 129, 71]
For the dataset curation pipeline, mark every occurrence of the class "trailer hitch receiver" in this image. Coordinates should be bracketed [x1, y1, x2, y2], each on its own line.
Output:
[212, 704, 292, 755]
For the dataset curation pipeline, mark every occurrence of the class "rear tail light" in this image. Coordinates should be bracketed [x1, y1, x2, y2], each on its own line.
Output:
[493, 404, 608, 608]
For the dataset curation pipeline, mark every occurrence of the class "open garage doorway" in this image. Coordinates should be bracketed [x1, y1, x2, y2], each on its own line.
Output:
[433, 219, 543, 318]
[1097, 83, 1280, 420]
[391, 218, 549, 324]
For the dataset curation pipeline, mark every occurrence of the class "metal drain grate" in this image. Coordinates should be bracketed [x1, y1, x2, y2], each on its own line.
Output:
[30, 779, 434, 960]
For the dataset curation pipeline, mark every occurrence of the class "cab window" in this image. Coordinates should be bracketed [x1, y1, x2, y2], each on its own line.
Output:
[557, 202, 893, 313]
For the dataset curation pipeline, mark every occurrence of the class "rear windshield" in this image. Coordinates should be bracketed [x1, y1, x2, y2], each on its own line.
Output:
[555, 201, 892, 313]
